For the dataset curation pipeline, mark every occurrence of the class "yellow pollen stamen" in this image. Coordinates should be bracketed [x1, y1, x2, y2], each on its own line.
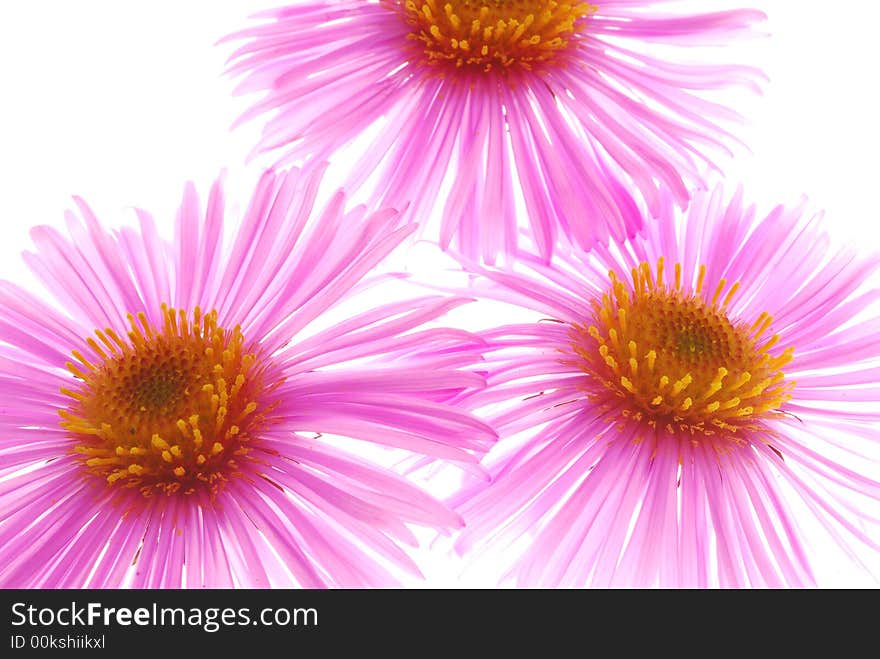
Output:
[671, 374, 693, 397]
[646, 350, 657, 372]
[61, 306, 276, 498]
[151, 434, 170, 451]
[570, 258, 795, 444]
[402, 0, 597, 74]
[711, 279, 727, 307]
[722, 282, 740, 309]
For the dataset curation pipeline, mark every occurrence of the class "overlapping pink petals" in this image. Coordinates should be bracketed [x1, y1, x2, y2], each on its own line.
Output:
[225, 1, 765, 263]
[0, 167, 495, 588]
[451, 186, 880, 587]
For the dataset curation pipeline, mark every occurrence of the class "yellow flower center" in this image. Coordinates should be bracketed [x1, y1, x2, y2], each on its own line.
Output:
[402, 0, 597, 73]
[572, 259, 795, 443]
[60, 305, 276, 497]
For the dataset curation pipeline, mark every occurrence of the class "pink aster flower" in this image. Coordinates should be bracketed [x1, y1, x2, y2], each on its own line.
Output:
[0, 166, 495, 588]
[453, 186, 880, 587]
[224, 1, 765, 263]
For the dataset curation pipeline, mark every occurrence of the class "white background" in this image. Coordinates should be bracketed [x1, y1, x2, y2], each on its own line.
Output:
[1, 1, 879, 588]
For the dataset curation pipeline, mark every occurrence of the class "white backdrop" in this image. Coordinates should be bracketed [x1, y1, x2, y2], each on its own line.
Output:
[1, 1, 879, 588]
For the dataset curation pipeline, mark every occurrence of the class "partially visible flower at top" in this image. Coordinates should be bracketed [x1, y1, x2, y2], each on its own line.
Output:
[451, 186, 880, 587]
[224, 0, 765, 263]
[0, 166, 495, 588]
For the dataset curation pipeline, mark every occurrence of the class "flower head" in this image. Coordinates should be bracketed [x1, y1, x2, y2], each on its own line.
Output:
[0, 166, 495, 588]
[225, 1, 765, 263]
[453, 186, 880, 587]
